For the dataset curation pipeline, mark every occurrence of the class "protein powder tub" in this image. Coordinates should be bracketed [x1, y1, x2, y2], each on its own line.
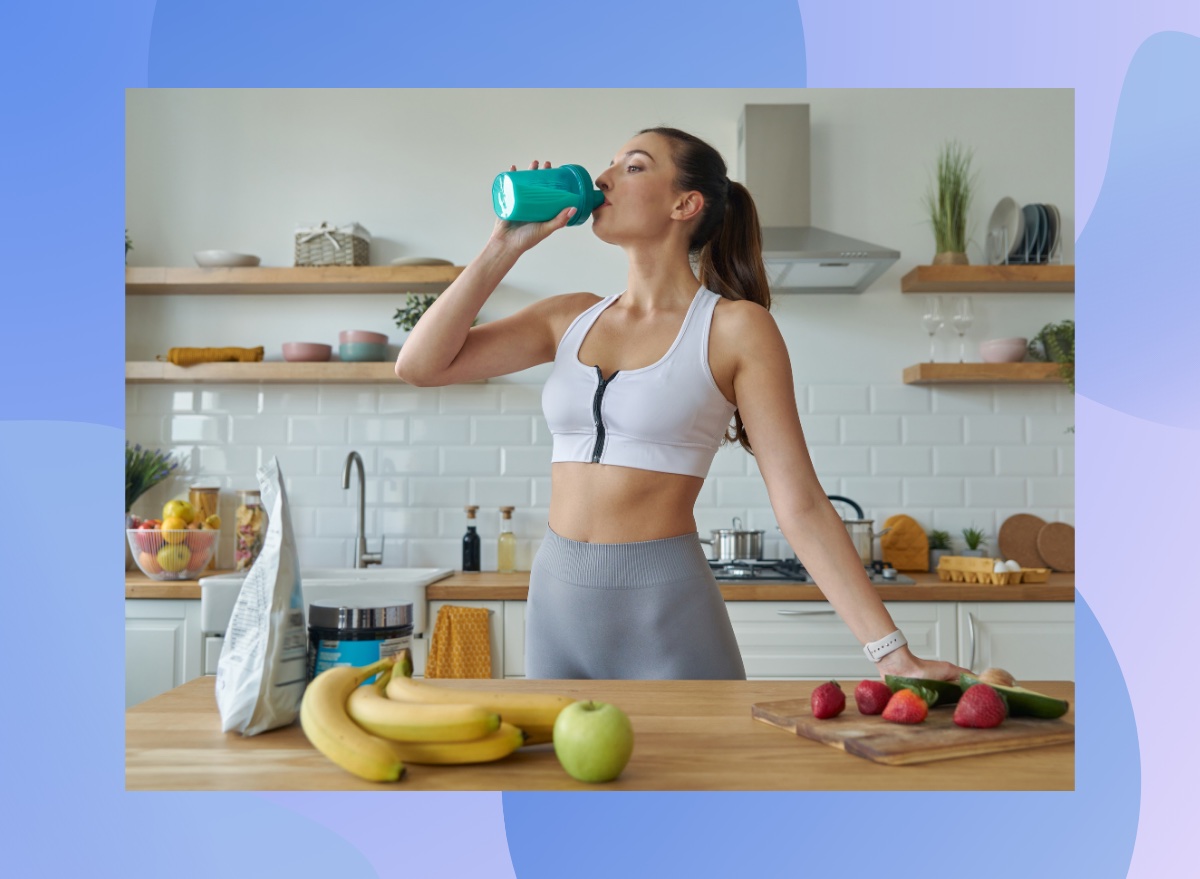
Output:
[307, 599, 414, 684]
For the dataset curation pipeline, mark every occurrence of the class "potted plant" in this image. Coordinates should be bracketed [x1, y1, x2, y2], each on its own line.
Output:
[961, 525, 988, 558]
[928, 529, 952, 570]
[126, 442, 181, 569]
[394, 293, 478, 337]
[125, 229, 132, 264]
[1028, 318, 1074, 392]
[923, 139, 977, 265]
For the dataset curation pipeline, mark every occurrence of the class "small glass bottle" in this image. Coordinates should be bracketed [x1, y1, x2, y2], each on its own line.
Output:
[234, 489, 268, 572]
[462, 505, 481, 572]
[497, 506, 516, 574]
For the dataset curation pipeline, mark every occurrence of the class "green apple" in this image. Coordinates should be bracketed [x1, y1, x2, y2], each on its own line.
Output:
[552, 700, 634, 783]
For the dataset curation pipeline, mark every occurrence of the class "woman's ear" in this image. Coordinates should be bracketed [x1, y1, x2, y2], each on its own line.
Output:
[672, 190, 705, 222]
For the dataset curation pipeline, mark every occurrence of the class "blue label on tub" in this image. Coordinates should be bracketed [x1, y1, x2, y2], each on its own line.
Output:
[310, 635, 411, 685]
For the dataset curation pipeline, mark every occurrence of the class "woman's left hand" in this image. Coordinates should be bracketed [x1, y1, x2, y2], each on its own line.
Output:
[874, 646, 970, 682]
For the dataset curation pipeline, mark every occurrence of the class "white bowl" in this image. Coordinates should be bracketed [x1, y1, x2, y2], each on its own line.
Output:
[979, 337, 1028, 363]
[194, 250, 261, 268]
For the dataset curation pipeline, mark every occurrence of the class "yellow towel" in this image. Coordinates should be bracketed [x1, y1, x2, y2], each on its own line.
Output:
[424, 605, 492, 678]
[157, 346, 265, 366]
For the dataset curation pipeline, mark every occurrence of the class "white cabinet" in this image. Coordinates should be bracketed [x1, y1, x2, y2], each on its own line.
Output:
[725, 601, 958, 680]
[958, 602, 1074, 681]
[417, 599, 505, 678]
[503, 600, 527, 678]
[125, 599, 203, 708]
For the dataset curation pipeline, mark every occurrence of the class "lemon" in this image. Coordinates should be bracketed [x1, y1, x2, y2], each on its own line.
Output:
[157, 543, 191, 573]
[162, 499, 195, 525]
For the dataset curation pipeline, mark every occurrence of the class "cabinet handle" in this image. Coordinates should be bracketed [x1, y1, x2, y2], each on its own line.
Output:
[967, 611, 977, 672]
[776, 609, 837, 616]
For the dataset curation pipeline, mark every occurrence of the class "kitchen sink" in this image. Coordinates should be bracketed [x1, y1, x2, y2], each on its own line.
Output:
[199, 566, 454, 638]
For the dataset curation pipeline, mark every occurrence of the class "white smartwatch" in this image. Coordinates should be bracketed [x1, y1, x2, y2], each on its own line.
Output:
[863, 629, 907, 663]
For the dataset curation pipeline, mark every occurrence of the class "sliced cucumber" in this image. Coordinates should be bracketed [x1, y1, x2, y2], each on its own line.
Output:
[885, 675, 961, 707]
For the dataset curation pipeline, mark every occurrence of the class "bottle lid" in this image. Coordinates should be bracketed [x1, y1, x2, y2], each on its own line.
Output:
[500, 506, 515, 516]
[237, 489, 261, 497]
[465, 505, 479, 518]
[309, 600, 414, 631]
[190, 485, 220, 493]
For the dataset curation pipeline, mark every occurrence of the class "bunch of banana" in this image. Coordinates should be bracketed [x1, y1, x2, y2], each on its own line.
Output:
[386, 649, 575, 744]
[299, 657, 407, 783]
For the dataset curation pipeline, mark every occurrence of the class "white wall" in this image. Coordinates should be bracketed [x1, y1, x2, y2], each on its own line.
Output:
[125, 88, 1074, 571]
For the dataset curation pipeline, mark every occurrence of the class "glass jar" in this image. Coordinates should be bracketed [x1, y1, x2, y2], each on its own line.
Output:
[234, 489, 267, 571]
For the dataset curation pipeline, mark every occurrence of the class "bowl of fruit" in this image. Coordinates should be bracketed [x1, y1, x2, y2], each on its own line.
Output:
[127, 500, 222, 580]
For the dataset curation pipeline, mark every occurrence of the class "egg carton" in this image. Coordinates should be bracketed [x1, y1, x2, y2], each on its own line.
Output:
[936, 555, 1023, 585]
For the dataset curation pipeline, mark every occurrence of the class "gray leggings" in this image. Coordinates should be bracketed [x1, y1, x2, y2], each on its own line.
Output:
[525, 524, 747, 680]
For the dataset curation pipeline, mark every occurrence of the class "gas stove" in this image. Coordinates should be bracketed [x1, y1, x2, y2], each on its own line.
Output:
[708, 558, 917, 585]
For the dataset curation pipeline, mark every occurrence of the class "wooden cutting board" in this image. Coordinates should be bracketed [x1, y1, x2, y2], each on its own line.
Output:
[998, 514, 1048, 568]
[751, 698, 1074, 765]
[1036, 522, 1075, 572]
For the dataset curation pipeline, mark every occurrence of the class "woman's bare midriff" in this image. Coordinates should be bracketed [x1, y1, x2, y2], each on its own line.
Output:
[547, 461, 704, 543]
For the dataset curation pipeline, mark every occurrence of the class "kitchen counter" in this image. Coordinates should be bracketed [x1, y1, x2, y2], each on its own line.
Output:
[126, 677, 1074, 791]
[126, 570, 1075, 601]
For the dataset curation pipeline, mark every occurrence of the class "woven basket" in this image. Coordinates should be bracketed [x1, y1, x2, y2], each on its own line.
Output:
[294, 222, 370, 266]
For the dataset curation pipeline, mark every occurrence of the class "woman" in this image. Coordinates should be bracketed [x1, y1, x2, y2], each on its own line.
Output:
[396, 126, 968, 683]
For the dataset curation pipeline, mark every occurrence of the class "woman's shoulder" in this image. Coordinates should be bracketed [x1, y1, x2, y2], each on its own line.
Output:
[545, 291, 605, 338]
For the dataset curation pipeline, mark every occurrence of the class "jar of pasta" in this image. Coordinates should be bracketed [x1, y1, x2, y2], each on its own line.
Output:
[234, 489, 268, 571]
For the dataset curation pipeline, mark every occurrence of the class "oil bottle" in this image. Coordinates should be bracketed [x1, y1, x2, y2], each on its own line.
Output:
[497, 506, 516, 574]
[462, 505, 481, 572]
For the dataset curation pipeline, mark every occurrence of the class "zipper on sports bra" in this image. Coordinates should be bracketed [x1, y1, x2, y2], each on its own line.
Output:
[590, 366, 619, 463]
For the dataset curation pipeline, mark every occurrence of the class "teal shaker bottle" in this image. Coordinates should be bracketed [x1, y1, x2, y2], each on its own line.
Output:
[492, 164, 605, 227]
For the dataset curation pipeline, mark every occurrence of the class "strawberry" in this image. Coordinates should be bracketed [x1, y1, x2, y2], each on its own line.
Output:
[953, 683, 1009, 728]
[810, 680, 846, 719]
[854, 680, 893, 715]
[882, 688, 928, 724]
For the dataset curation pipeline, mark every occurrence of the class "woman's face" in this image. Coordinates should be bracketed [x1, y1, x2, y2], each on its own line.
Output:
[591, 132, 697, 246]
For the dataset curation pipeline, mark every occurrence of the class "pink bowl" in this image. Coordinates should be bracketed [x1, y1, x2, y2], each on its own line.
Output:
[339, 329, 389, 345]
[979, 337, 1028, 363]
[282, 342, 332, 362]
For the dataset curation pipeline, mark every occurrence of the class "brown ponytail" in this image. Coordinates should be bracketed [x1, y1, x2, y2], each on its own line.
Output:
[638, 126, 771, 455]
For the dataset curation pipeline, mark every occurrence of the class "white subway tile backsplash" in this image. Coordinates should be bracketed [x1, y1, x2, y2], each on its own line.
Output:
[125, 415, 164, 444]
[365, 476, 407, 506]
[441, 447, 502, 476]
[708, 445, 748, 475]
[266, 445, 317, 477]
[319, 388, 379, 415]
[933, 446, 994, 476]
[409, 415, 470, 445]
[379, 387, 439, 413]
[996, 446, 1057, 476]
[531, 477, 552, 507]
[470, 477, 533, 508]
[169, 415, 229, 444]
[902, 416, 963, 445]
[842, 415, 901, 445]
[439, 385, 501, 414]
[965, 478, 1027, 508]
[799, 415, 839, 445]
[298, 538, 354, 568]
[381, 508, 441, 538]
[285, 475, 352, 508]
[198, 387, 259, 414]
[994, 386, 1057, 414]
[1029, 477, 1075, 507]
[903, 478, 964, 507]
[531, 418, 554, 446]
[871, 385, 931, 414]
[715, 477, 771, 507]
[839, 477, 902, 508]
[378, 447, 438, 475]
[289, 416, 348, 445]
[1059, 445, 1074, 475]
[288, 506, 317, 538]
[931, 388, 994, 414]
[500, 385, 544, 413]
[964, 415, 1026, 445]
[872, 446, 932, 476]
[230, 415, 288, 445]
[318, 446, 377, 475]
[502, 447, 551, 477]
[1028, 416, 1077, 444]
[410, 476, 470, 507]
[317, 506, 367, 538]
[407, 539, 462, 569]
[349, 417, 408, 444]
[260, 387, 319, 414]
[194, 444, 258, 476]
[810, 385, 870, 413]
[473, 415, 533, 445]
[809, 446, 870, 475]
[139, 388, 196, 413]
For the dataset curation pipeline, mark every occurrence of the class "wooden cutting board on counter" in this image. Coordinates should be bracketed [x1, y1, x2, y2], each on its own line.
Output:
[751, 699, 1074, 765]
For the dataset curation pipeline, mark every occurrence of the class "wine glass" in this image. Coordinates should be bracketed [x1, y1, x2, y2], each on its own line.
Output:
[952, 297, 974, 362]
[921, 296, 945, 362]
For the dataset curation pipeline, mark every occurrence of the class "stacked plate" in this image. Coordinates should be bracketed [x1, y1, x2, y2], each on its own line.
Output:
[986, 198, 1061, 265]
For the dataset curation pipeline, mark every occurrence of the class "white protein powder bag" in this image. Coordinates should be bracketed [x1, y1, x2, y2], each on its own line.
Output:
[215, 456, 308, 735]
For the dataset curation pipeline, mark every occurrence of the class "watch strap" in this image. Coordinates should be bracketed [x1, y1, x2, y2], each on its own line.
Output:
[863, 629, 907, 662]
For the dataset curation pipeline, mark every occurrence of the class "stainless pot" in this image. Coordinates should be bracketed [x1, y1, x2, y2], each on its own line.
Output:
[827, 496, 890, 566]
[699, 516, 765, 562]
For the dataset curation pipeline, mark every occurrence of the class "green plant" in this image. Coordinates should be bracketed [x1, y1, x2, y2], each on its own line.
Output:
[125, 229, 133, 263]
[923, 140, 978, 254]
[126, 442, 181, 512]
[928, 529, 952, 550]
[1028, 319, 1074, 392]
[393, 294, 479, 334]
[961, 526, 987, 551]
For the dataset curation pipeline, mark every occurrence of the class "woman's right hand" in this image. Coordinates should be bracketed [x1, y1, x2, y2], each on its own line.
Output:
[488, 160, 577, 255]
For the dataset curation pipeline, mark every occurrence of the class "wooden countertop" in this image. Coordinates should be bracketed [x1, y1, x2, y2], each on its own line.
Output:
[426, 571, 1076, 602]
[126, 677, 1074, 791]
[127, 570, 1075, 601]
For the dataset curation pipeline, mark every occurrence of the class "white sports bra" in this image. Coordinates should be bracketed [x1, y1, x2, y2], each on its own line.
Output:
[541, 284, 738, 478]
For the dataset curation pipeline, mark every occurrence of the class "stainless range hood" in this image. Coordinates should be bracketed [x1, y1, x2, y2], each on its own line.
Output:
[737, 104, 900, 294]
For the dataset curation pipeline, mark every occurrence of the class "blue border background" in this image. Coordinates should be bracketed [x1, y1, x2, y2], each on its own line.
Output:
[3, 1, 1192, 875]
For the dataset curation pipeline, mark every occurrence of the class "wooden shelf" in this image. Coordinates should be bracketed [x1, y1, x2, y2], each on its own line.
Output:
[900, 264, 1073, 293]
[125, 361, 487, 385]
[126, 265, 465, 295]
[903, 362, 1067, 385]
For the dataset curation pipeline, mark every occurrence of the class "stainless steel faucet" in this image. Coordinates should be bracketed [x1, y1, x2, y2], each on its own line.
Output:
[342, 450, 383, 568]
